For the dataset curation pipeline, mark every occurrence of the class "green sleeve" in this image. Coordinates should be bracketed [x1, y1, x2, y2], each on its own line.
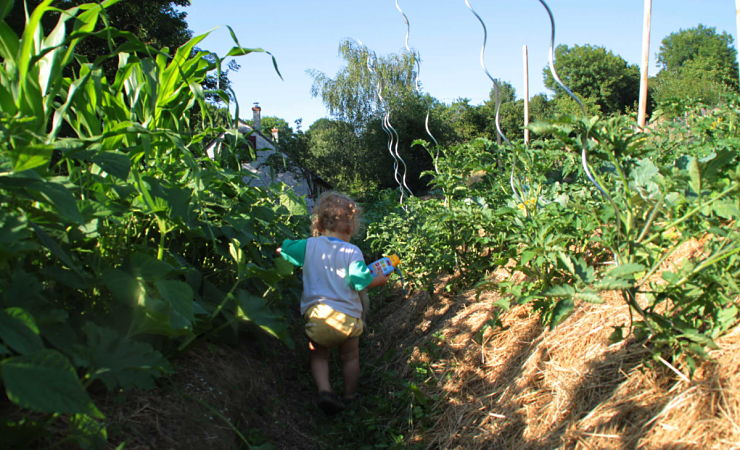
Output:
[280, 239, 307, 267]
[348, 260, 375, 291]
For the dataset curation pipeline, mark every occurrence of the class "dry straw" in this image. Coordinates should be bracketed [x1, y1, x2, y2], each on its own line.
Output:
[373, 246, 738, 449]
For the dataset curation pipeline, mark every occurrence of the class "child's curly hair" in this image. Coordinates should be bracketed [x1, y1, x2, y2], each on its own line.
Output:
[310, 191, 362, 237]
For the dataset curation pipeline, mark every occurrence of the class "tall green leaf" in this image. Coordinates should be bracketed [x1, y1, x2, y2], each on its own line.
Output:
[236, 290, 292, 348]
[550, 298, 575, 329]
[1, 349, 102, 417]
[0, 308, 43, 355]
[74, 322, 172, 390]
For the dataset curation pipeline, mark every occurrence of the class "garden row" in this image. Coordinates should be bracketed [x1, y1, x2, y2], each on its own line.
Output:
[0, 2, 303, 447]
[364, 101, 739, 372]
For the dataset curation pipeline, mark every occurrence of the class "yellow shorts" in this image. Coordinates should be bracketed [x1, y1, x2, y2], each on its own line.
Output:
[304, 303, 363, 348]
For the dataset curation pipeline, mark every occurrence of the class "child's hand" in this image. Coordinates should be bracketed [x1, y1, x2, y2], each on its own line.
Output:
[368, 272, 389, 288]
[276, 247, 282, 255]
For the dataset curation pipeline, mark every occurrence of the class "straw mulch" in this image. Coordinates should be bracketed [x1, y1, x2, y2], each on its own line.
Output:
[372, 249, 738, 449]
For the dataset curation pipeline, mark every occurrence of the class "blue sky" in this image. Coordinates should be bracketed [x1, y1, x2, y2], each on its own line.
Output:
[182, 1, 738, 128]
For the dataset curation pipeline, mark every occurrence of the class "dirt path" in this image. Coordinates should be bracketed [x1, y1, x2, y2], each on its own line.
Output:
[96, 288, 417, 449]
[91, 274, 739, 449]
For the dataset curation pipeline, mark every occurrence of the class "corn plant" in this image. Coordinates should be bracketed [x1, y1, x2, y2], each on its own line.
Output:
[0, 1, 302, 446]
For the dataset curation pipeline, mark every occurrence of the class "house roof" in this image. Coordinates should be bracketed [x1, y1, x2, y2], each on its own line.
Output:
[204, 118, 332, 191]
[236, 120, 275, 145]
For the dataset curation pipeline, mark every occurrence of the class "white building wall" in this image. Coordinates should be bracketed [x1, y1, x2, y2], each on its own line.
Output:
[205, 120, 322, 210]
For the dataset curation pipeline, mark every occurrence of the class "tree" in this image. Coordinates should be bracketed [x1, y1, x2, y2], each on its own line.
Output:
[306, 41, 456, 195]
[656, 24, 738, 85]
[6, 0, 194, 93]
[481, 81, 522, 141]
[308, 39, 417, 130]
[543, 44, 639, 115]
[438, 98, 486, 144]
[488, 81, 517, 104]
[304, 119, 369, 194]
[361, 93, 453, 193]
[6, 0, 192, 53]
[528, 94, 553, 124]
[652, 25, 739, 109]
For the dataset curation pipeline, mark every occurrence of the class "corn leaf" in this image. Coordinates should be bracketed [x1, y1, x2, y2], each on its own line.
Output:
[0, 0, 13, 21]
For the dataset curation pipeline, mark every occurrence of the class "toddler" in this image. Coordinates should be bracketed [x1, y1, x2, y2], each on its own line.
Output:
[278, 191, 388, 414]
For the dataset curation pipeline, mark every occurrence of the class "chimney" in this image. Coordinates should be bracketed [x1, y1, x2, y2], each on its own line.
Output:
[251, 102, 261, 131]
[271, 127, 279, 142]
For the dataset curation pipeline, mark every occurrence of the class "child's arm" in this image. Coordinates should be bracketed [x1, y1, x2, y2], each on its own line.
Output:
[348, 260, 388, 292]
[277, 238, 307, 267]
[366, 272, 389, 288]
[351, 262, 388, 324]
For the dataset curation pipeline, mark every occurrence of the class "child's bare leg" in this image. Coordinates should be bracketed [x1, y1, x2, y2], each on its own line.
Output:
[339, 337, 360, 399]
[309, 341, 332, 393]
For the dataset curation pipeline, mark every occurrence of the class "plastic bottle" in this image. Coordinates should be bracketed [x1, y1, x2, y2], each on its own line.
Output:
[368, 254, 401, 276]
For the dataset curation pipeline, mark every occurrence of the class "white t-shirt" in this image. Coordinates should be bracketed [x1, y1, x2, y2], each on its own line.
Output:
[281, 236, 373, 319]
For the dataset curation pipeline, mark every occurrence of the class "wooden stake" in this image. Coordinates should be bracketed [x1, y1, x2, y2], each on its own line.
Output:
[736, 0, 740, 86]
[637, 0, 652, 130]
[523, 45, 530, 145]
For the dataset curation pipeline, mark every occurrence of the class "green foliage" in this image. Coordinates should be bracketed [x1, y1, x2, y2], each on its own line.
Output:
[361, 93, 446, 192]
[303, 118, 366, 194]
[652, 25, 739, 111]
[308, 39, 417, 129]
[300, 93, 447, 197]
[478, 81, 524, 141]
[306, 40, 459, 196]
[74, 323, 172, 390]
[528, 112, 738, 361]
[365, 97, 740, 375]
[652, 68, 733, 111]
[367, 139, 511, 289]
[437, 98, 489, 144]
[657, 24, 738, 85]
[2, 349, 102, 416]
[0, 1, 303, 446]
[5, 0, 192, 51]
[544, 44, 639, 115]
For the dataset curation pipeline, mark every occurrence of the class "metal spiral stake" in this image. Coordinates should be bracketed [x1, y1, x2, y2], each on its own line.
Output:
[536, 0, 612, 202]
[384, 111, 407, 203]
[395, 0, 417, 91]
[387, 0, 416, 198]
[388, 110, 412, 202]
[368, 51, 409, 203]
[425, 112, 441, 174]
[395, 0, 440, 175]
[537, 0, 622, 267]
[464, 0, 510, 146]
[464, 0, 528, 208]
